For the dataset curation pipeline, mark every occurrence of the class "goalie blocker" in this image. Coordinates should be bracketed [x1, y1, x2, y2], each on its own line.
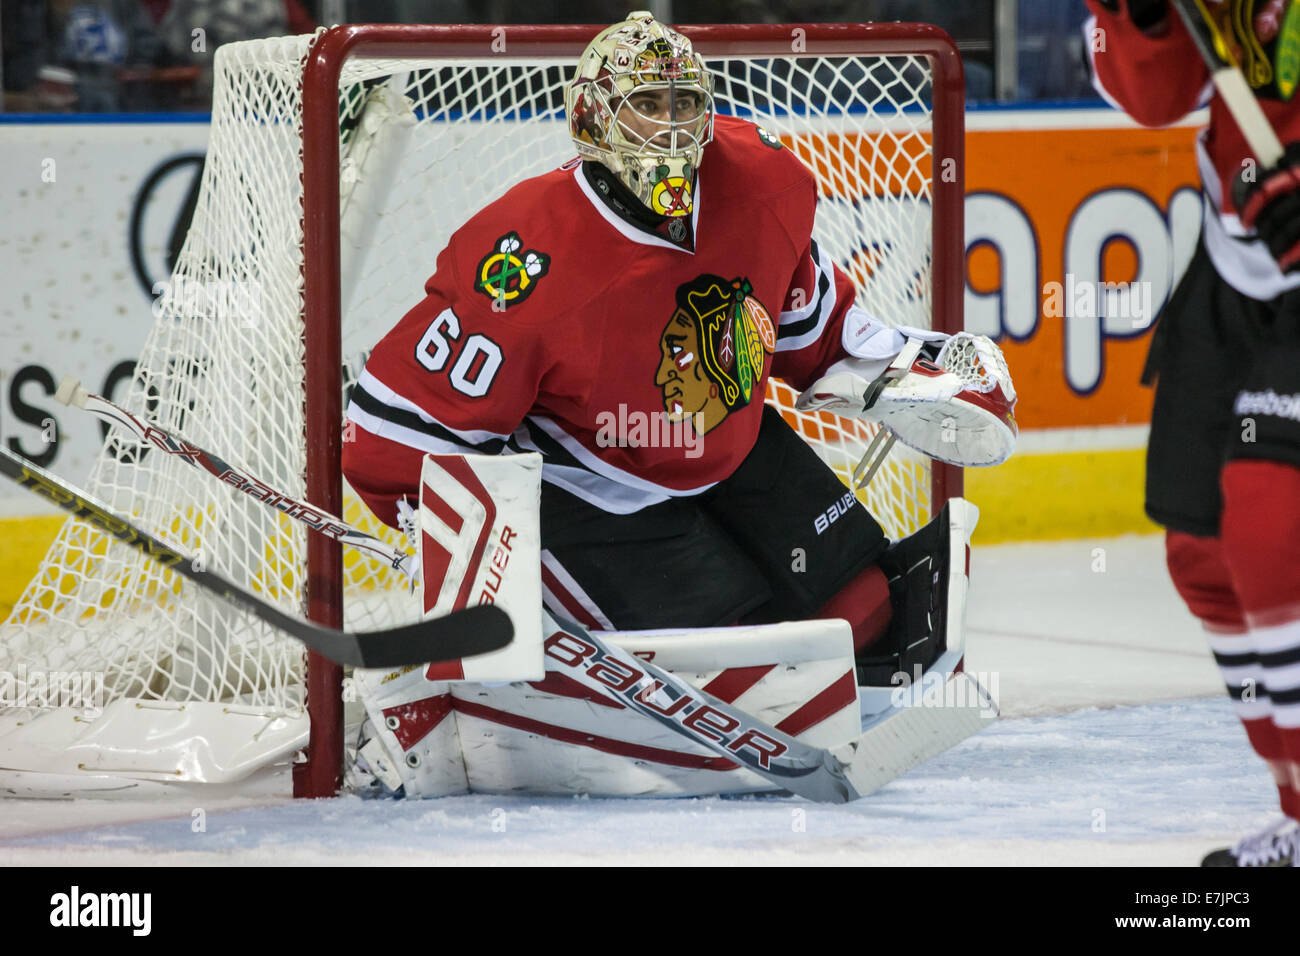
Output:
[349, 447, 991, 799]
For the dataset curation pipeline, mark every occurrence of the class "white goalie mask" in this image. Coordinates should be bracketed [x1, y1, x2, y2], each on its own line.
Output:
[566, 11, 715, 218]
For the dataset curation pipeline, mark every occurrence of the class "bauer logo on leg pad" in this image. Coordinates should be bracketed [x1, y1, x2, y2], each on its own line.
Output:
[418, 452, 544, 682]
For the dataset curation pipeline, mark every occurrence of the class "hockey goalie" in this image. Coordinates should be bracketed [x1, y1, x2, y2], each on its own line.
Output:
[341, 11, 1017, 799]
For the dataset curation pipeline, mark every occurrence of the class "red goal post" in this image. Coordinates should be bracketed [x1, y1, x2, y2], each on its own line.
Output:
[296, 22, 966, 797]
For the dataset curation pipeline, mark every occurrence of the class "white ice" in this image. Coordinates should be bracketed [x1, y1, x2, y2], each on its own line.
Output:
[0, 534, 1279, 866]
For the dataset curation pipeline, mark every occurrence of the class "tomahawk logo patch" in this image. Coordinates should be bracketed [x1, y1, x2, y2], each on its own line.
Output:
[475, 232, 550, 308]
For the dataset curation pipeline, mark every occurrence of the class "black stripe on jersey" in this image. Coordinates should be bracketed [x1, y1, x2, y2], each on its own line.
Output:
[1270, 686, 1300, 706]
[776, 240, 831, 342]
[1257, 644, 1300, 668]
[1224, 680, 1269, 704]
[517, 418, 590, 472]
[350, 381, 517, 456]
[1211, 648, 1257, 669]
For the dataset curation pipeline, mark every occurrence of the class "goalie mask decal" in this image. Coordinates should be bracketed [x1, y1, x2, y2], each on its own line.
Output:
[474, 232, 550, 308]
[654, 274, 775, 435]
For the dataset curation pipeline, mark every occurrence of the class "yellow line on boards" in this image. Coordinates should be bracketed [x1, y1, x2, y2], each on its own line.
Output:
[0, 447, 1163, 615]
[0, 515, 67, 621]
[966, 447, 1161, 543]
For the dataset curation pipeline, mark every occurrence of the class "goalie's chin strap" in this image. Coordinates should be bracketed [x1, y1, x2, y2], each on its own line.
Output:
[852, 336, 925, 490]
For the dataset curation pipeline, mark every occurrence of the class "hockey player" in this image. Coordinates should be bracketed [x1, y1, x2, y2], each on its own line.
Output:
[342, 12, 1016, 789]
[1086, 0, 1300, 865]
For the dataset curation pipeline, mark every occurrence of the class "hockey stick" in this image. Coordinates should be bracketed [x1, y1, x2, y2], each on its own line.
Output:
[0, 446, 512, 668]
[1170, 0, 1286, 165]
[545, 612, 995, 803]
[55, 376, 417, 582]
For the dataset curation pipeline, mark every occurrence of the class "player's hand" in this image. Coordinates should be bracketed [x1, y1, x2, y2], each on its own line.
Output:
[1236, 142, 1300, 274]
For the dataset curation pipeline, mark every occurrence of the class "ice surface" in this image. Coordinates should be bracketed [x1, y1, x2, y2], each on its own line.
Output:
[0, 535, 1279, 866]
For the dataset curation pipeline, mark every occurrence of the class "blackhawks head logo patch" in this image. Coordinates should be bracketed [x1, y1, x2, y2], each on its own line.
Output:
[475, 232, 550, 308]
[655, 274, 775, 436]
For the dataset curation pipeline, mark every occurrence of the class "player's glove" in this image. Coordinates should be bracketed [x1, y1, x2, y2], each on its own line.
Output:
[797, 331, 1018, 467]
[1234, 141, 1300, 274]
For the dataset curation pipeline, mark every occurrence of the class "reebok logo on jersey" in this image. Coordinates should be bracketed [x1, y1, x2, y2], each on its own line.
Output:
[474, 232, 550, 308]
[1235, 388, 1300, 423]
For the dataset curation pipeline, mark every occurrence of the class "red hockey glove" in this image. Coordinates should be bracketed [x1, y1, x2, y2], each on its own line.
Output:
[1236, 142, 1300, 274]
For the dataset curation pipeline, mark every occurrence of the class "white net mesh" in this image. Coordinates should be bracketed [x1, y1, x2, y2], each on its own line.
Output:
[0, 30, 941, 777]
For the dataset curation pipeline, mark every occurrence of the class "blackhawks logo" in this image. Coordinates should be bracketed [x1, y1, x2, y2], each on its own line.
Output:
[755, 125, 783, 149]
[655, 274, 776, 435]
[650, 164, 694, 216]
[475, 232, 550, 308]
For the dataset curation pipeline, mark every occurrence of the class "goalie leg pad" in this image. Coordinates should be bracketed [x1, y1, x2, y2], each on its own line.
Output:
[855, 498, 977, 688]
[347, 665, 469, 798]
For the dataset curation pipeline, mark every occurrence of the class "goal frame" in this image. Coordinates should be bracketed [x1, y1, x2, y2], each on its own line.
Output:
[296, 22, 966, 798]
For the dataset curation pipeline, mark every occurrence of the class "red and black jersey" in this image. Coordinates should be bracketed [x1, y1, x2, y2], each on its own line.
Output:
[345, 115, 863, 527]
[1084, 0, 1300, 298]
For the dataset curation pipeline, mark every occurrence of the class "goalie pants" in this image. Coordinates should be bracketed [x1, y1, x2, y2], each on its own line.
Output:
[537, 404, 889, 633]
[1146, 237, 1300, 822]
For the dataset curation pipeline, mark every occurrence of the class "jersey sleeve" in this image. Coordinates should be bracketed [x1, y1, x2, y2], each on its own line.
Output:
[343, 241, 549, 528]
[1084, 0, 1208, 127]
[768, 240, 863, 392]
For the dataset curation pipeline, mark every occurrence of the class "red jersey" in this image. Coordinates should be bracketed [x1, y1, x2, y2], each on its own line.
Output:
[344, 115, 861, 526]
[1085, 0, 1300, 298]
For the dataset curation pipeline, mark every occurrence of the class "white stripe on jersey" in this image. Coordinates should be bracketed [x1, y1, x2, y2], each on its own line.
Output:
[1206, 629, 1274, 720]
[356, 368, 515, 447]
[775, 240, 837, 352]
[541, 550, 616, 631]
[346, 400, 491, 458]
[1198, 137, 1300, 300]
[524, 414, 719, 500]
[572, 163, 700, 255]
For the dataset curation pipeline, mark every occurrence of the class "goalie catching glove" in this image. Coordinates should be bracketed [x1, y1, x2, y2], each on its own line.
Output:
[797, 327, 1018, 467]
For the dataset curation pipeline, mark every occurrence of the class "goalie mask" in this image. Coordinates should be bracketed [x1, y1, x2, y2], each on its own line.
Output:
[566, 11, 715, 218]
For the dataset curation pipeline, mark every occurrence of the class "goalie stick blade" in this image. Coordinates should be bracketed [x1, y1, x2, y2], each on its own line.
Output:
[0, 446, 512, 668]
[546, 613, 993, 803]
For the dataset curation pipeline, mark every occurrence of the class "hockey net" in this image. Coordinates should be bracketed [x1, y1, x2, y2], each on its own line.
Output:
[0, 24, 963, 797]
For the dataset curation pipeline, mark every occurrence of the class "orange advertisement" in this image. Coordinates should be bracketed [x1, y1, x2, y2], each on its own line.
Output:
[964, 119, 1205, 430]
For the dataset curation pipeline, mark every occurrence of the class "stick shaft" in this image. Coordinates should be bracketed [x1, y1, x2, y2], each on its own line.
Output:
[62, 382, 415, 579]
[0, 446, 508, 668]
[1170, 0, 1285, 164]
